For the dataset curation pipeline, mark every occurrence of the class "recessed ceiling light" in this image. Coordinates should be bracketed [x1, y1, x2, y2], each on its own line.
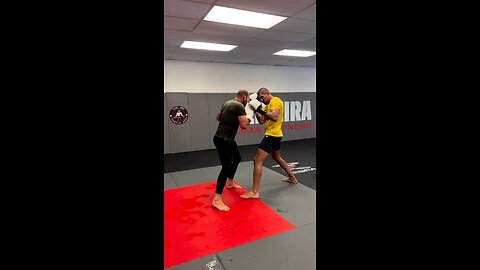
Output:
[204, 5, 287, 29]
[273, 49, 316, 57]
[180, 41, 237, 52]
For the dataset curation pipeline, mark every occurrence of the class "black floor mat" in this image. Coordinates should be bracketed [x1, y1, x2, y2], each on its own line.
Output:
[164, 138, 316, 190]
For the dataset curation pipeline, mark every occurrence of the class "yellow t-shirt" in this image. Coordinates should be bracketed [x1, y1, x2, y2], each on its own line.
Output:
[263, 96, 283, 137]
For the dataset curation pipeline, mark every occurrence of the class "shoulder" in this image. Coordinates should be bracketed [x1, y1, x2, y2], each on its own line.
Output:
[233, 102, 246, 114]
[270, 97, 283, 106]
[222, 100, 232, 108]
[224, 100, 240, 109]
[232, 101, 244, 109]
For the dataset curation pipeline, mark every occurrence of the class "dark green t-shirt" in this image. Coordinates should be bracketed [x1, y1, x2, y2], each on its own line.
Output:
[215, 100, 246, 140]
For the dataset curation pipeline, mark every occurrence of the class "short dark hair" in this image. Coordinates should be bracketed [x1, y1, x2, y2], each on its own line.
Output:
[237, 89, 249, 97]
[258, 88, 269, 95]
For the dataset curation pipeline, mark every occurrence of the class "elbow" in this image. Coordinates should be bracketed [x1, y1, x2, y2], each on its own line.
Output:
[239, 119, 248, 129]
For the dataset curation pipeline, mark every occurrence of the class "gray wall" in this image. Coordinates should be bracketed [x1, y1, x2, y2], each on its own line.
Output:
[164, 92, 316, 154]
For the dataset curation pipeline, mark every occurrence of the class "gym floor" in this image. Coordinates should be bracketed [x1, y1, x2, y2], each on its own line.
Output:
[164, 138, 316, 270]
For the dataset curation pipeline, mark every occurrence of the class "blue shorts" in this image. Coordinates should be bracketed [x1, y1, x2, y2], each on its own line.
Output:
[258, 135, 282, 153]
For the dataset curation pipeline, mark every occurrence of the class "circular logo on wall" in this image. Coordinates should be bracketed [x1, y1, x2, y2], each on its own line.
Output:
[169, 106, 189, 125]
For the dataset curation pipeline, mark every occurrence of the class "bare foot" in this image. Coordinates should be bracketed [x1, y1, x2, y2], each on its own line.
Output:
[282, 177, 299, 184]
[240, 191, 260, 199]
[281, 163, 296, 172]
[226, 181, 242, 189]
[212, 200, 230, 211]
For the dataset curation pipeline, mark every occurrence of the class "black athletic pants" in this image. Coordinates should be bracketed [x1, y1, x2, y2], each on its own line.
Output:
[213, 136, 241, 195]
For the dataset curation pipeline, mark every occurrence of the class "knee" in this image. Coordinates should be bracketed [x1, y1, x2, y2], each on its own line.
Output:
[254, 155, 263, 165]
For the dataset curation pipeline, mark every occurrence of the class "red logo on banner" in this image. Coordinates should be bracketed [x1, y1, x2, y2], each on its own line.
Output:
[169, 106, 189, 125]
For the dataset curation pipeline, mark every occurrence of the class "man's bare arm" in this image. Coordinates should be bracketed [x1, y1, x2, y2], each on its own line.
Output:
[257, 108, 279, 122]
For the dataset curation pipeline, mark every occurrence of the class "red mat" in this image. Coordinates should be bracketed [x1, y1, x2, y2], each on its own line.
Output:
[164, 181, 295, 268]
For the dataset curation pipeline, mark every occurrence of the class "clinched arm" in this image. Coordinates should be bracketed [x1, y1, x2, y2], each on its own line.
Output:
[256, 108, 279, 123]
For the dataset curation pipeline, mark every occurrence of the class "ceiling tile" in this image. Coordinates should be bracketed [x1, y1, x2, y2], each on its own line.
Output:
[279, 55, 316, 67]
[238, 38, 300, 50]
[247, 58, 293, 66]
[295, 38, 316, 50]
[281, 61, 315, 67]
[256, 30, 314, 42]
[164, 29, 192, 40]
[164, 46, 178, 58]
[164, 16, 199, 31]
[164, 0, 316, 67]
[164, 0, 213, 19]
[169, 54, 215, 61]
[292, 4, 316, 20]
[270, 17, 315, 34]
[186, 32, 248, 45]
[185, 0, 216, 4]
[225, 46, 276, 58]
[164, 39, 184, 47]
[211, 58, 255, 64]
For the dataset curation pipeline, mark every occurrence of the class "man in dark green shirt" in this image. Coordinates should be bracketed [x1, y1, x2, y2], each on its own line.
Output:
[212, 89, 254, 211]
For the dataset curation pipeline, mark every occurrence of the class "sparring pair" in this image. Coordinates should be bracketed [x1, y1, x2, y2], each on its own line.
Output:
[212, 88, 298, 211]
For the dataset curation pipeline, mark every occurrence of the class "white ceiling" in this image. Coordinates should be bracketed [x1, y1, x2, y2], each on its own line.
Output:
[164, 0, 316, 67]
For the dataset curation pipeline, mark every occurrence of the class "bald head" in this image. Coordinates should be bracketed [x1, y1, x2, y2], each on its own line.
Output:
[237, 89, 249, 98]
[236, 89, 249, 106]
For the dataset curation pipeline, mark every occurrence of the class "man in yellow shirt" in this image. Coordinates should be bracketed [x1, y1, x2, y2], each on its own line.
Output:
[241, 88, 298, 199]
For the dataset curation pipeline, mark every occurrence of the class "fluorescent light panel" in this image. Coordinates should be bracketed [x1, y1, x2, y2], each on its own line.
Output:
[273, 49, 316, 57]
[180, 41, 237, 51]
[204, 6, 287, 29]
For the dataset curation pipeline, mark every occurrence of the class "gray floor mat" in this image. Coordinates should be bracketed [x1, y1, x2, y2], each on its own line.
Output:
[163, 162, 316, 269]
[166, 254, 225, 270]
[217, 222, 316, 270]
